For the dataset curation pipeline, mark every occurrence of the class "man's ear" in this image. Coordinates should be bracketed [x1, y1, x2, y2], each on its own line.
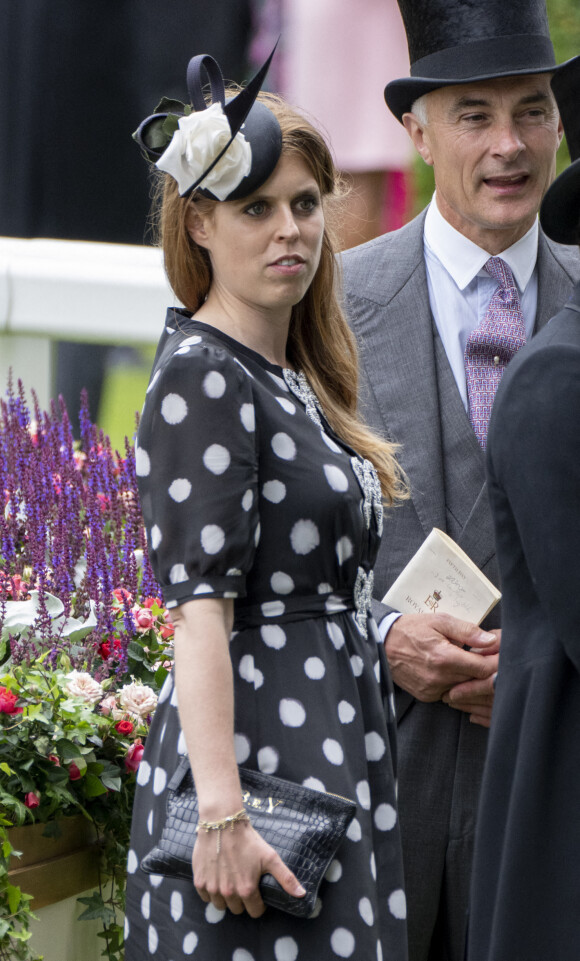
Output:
[556, 113, 564, 150]
[186, 205, 211, 248]
[402, 113, 434, 168]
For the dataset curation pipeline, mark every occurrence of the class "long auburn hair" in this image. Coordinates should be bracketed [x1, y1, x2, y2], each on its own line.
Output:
[154, 91, 406, 504]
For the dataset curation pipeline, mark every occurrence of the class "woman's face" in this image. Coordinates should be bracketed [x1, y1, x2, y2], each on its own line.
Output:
[189, 153, 325, 320]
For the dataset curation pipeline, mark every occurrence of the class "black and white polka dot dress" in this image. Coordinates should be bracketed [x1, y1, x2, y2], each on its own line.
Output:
[125, 311, 407, 961]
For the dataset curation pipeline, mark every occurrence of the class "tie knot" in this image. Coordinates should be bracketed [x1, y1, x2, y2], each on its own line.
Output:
[484, 256, 517, 293]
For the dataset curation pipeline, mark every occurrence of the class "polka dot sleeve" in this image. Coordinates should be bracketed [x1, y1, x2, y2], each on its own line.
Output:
[135, 341, 259, 608]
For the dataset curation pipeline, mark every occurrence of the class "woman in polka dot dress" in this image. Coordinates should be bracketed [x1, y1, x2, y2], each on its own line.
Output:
[126, 51, 408, 961]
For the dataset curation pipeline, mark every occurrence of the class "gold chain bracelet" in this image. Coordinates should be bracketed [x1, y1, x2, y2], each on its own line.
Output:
[196, 808, 251, 853]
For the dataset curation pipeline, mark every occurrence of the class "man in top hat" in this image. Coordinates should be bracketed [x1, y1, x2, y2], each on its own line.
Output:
[466, 53, 580, 961]
[341, 2, 580, 959]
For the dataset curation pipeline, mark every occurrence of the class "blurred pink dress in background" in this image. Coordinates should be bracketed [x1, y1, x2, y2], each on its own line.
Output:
[252, 0, 414, 245]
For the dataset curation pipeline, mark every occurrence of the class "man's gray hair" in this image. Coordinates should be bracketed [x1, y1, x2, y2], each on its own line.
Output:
[410, 94, 429, 126]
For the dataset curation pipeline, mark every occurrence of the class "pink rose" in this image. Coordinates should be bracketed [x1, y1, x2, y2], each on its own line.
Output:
[65, 671, 103, 704]
[24, 792, 40, 808]
[48, 754, 60, 766]
[112, 588, 132, 606]
[125, 739, 144, 773]
[133, 607, 155, 632]
[99, 695, 117, 716]
[119, 681, 157, 719]
[68, 762, 82, 781]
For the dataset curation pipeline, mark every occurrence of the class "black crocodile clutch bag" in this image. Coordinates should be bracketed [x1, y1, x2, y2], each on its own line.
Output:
[141, 756, 357, 917]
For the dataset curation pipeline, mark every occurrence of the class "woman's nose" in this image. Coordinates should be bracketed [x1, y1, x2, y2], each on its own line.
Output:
[275, 206, 300, 240]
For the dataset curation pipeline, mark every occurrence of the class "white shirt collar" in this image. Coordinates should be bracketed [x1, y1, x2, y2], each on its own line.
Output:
[424, 193, 539, 293]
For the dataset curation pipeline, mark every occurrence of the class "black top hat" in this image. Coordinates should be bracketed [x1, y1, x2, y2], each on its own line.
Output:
[386, 0, 556, 123]
[540, 56, 580, 245]
[133, 46, 282, 200]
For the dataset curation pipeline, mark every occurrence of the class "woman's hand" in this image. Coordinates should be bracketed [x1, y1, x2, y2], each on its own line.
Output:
[192, 820, 305, 917]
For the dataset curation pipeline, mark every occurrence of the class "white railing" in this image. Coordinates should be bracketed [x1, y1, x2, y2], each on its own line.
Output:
[0, 237, 175, 407]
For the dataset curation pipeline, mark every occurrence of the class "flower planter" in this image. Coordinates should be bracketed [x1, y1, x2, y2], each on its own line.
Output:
[8, 817, 105, 961]
[8, 816, 99, 908]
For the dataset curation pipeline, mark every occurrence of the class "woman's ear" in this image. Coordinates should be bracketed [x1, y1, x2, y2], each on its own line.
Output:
[185, 205, 211, 249]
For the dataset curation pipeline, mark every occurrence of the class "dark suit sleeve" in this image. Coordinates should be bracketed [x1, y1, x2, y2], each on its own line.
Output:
[488, 341, 580, 670]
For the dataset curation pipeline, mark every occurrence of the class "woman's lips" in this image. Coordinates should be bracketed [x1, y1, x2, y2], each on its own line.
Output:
[268, 256, 306, 274]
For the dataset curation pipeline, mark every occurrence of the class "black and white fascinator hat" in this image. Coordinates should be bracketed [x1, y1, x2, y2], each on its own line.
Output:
[540, 55, 580, 245]
[133, 47, 282, 201]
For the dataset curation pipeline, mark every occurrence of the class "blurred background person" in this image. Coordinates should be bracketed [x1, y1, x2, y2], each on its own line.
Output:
[250, 0, 414, 249]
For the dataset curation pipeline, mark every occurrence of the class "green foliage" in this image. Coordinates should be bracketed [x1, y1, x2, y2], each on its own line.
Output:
[0, 594, 174, 961]
[0, 821, 41, 961]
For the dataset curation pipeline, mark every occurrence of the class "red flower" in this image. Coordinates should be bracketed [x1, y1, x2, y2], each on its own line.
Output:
[143, 597, 162, 610]
[68, 762, 82, 781]
[98, 637, 123, 660]
[0, 687, 23, 714]
[115, 720, 134, 735]
[125, 739, 144, 773]
[24, 792, 40, 809]
[99, 639, 112, 659]
[48, 754, 60, 766]
[159, 622, 174, 640]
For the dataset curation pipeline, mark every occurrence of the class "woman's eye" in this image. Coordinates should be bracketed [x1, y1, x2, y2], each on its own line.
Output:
[245, 201, 268, 217]
[295, 196, 318, 213]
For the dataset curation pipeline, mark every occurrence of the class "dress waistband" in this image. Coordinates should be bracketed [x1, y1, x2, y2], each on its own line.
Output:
[234, 568, 374, 637]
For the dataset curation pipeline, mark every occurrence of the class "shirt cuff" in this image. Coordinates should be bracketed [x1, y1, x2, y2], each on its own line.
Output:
[377, 611, 402, 642]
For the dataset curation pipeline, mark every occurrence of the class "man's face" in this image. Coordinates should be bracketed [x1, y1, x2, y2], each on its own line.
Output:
[403, 74, 563, 253]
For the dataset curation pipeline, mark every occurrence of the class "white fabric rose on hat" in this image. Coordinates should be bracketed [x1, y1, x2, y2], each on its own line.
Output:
[156, 102, 252, 200]
[118, 680, 158, 718]
[65, 670, 104, 704]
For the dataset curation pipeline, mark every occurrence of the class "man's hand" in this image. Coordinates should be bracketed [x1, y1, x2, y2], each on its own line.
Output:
[441, 630, 501, 727]
[385, 613, 498, 703]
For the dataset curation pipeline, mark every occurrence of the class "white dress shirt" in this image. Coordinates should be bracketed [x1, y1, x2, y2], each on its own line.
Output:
[379, 197, 539, 639]
[424, 195, 539, 409]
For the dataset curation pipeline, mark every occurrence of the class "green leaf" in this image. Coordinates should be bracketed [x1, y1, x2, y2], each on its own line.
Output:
[83, 774, 108, 798]
[41, 820, 62, 839]
[86, 761, 104, 776]
[55, 738, 83, 761]
[7, 882, 21, 914]
[162, 114, 180, 140]
[101, 775, 121, 792]
[137, 117, 170, 151]
[154, 664, 169, 689]
[0, 761, 13, 776]
[76, 891, 115, 924]
[127, 640, 146, 663]
[153, 96, 187, 115]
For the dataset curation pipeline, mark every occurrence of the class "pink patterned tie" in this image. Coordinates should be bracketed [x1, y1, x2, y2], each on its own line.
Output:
[464, 257, 527, 449]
